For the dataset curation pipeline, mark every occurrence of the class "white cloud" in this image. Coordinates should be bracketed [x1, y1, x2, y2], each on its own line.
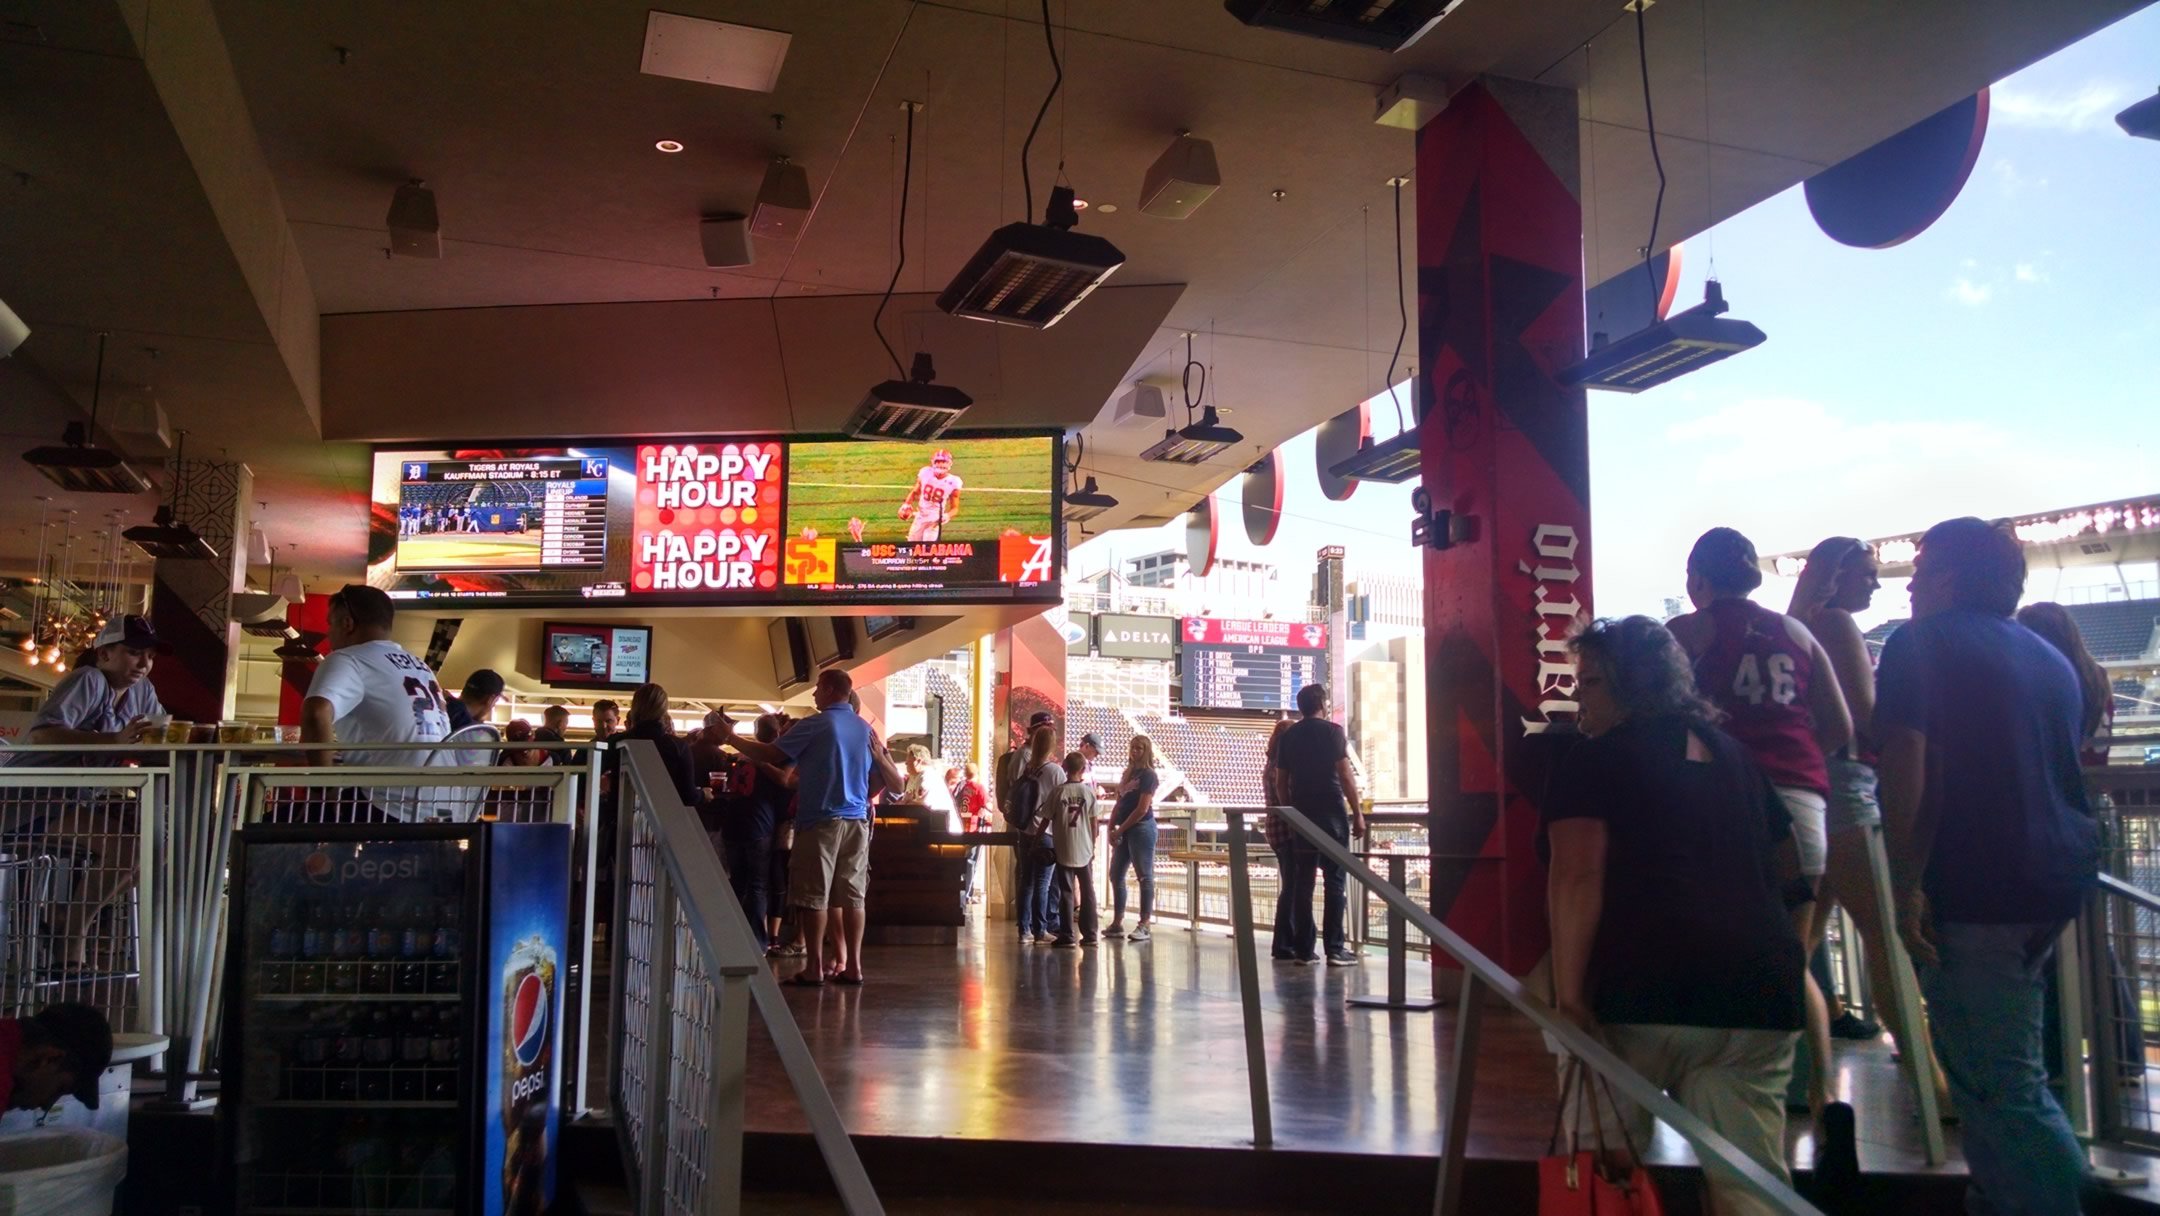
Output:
[1989, 157, 2046, 194]
[2014, 261, 2047, 284]
[1948, 277, 1993, 306]
[1991, 81, 2136, 132]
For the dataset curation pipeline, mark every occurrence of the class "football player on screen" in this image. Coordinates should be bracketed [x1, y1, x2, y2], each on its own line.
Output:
[898, 448, 963, 543]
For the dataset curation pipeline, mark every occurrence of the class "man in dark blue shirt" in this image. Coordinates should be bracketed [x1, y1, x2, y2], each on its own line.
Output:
[1878, 517, 2099, 1214]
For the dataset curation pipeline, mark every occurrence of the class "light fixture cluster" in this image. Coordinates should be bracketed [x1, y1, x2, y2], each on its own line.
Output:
[1141, 334, 1245, 465]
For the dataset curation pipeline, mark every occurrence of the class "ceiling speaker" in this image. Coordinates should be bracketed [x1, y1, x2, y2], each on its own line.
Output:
[386, 181, 440, 259]
[700, 213, 754, 268]
[1139, 135, 1220, 220]
[751, 158, 813, 240]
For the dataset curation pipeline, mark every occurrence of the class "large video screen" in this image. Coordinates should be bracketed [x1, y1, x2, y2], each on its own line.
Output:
[367, 435, 1058, 607]
[780, 436, 1057, 595]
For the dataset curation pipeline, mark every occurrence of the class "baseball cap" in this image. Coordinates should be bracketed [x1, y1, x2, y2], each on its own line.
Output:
[464, 668, 506, 699]
[92, 614, 166, 653]
[1081, 733, 1102, 751]
[31, 1002, 113, 1110]
[1027, 711, 1055, 728]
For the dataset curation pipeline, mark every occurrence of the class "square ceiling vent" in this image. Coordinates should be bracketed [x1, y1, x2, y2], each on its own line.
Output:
[640, 11, 791, 93]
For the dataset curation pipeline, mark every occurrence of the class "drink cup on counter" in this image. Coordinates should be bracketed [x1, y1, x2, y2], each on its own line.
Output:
[164, 720, 197, 745]
[219, 721, 253, 745]
[255, 724, 280, 743]
[189, 723, 220, 745]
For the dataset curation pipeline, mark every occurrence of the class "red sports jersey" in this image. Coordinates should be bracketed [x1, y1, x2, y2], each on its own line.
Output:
[1692, 599, 1829, 794]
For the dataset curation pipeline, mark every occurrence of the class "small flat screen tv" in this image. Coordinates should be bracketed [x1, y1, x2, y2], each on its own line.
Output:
[769, 618, 809, 690]
[862, 614, 912, 641]
[541, 622, 652, 690]
[805, 616, 853, 668]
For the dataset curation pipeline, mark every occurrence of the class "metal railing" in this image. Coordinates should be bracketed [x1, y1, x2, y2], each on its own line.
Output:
[1222, 802, 1822, 1216]
[0, 739, 603, 1110]
[608, 739, 883, 1216]
[2079, 767, 2160, 1154]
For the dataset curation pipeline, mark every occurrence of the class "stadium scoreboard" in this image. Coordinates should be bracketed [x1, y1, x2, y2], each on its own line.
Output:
[396, 457, 610, 573]
[1178, 617, 1328, 712]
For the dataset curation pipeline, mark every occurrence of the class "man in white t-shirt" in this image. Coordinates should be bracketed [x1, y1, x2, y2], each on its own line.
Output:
[301, 585, 452, 820]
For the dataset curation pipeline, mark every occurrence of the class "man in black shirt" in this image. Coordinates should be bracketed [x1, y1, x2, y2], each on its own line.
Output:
[1273, 684, 1365, 965]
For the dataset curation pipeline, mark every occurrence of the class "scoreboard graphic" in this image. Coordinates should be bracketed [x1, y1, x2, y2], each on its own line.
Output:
[1179, 617, 1328, 712]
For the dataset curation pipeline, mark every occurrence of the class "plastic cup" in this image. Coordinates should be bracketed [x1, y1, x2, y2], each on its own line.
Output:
[218, 722, 251, 745]
[164, 721, 195, 745]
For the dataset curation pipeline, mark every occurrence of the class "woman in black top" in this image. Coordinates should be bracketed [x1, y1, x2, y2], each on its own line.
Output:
[620, 683, 698, 806]
[1545, 617, 1805, 1216]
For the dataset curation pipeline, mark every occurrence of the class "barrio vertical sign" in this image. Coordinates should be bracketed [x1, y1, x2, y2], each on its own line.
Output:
[632, 442, 785, 592]
[1519, 523, 1583, 735]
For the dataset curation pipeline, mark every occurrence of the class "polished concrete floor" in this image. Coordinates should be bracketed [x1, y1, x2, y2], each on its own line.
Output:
[739, 914, 2017, 1182]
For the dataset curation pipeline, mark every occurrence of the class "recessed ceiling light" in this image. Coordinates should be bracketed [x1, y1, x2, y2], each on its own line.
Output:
[1096, 204, 1118, 214]
[1071, 198, 1089, 211]
[655, 139, 685, 154]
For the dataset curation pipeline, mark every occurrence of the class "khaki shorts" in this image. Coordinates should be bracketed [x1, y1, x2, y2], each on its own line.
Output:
[789, 817, 871, 911]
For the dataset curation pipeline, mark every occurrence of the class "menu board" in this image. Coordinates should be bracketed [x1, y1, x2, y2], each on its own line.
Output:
[367, 435, 1060, 607]
[1178, 617, 1328, 712]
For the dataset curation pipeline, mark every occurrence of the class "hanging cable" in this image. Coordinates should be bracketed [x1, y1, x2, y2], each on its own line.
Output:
[1384, 178, 1409, 432]
[872, 102, 917, 378]
[1019, 0, 1061, 221]
[1180, 333, 1204, 425]
[1634, 0, 1667, 302]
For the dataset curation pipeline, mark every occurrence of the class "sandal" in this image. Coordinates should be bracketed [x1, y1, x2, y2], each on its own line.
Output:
[783, 971, 825, 988]
[834, 970, 865, 986]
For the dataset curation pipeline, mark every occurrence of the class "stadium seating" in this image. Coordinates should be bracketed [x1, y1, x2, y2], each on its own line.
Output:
[2063, 600, 2160, 662]
[2115, 677, 2151, 716]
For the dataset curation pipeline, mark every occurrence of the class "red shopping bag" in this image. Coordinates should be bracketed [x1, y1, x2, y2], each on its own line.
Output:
[1540, 1060, 1665, 1216]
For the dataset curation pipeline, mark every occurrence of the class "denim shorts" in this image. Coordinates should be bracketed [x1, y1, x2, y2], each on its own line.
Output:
[1824, 755, 1882, 832]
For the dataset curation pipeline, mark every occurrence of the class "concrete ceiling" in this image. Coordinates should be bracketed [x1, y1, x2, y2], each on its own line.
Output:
[1, 0, 2148, 592]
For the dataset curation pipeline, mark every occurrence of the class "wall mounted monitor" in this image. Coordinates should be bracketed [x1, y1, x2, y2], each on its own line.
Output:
[366, 433, 1061, 608]
[862, 615, 913, 641]
[804, 616, 853, 669]
[769, 618, 810, 691]
[540, 622, 653, 690]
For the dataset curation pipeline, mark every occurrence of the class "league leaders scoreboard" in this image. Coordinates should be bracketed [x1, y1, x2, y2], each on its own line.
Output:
[367, 434, 1059, 607]
[1178, 617, 1328, 712]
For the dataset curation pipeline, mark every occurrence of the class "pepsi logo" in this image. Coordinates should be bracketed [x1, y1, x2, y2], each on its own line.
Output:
[511, 971, 549, 1067]
[301, 851, 334, 885]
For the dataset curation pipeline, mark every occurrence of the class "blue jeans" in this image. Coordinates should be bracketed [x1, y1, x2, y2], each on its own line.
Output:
[1109, 818, 1157, 924]
[1269, 843, 1297, 958]
[1015, 846, 1058, 937]
[1283, 805, 1349, 959]
[1922, 919, 2088, 1216]
[721, 835, 770, 950]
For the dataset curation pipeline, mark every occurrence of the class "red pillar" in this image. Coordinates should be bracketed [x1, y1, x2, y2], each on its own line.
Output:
[1417, 79, 1590, 976]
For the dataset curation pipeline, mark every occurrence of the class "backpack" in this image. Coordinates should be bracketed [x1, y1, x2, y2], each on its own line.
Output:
[1008, 769, 1042, 832]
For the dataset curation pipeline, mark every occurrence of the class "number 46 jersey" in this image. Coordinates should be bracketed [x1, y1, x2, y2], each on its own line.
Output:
[1690, 599, 1829, 795]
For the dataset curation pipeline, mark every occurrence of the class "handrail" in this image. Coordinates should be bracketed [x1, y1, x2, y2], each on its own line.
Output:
[2099, 871, 2160, 914]
[613, 741, 884, 1215]
[1235, 803, 1822, 1216]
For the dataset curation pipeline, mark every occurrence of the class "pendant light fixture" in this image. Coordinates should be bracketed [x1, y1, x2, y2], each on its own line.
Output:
[1140, 332, 1244, 465]
[1062, 434, 1118, 523]
[1331, 176, 1424, 484]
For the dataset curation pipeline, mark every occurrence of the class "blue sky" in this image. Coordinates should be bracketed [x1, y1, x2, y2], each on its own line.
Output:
[1077, 6, 2160, 628]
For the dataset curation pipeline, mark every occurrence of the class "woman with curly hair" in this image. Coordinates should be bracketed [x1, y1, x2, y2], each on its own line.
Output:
[1545, 616, 1807, 1216]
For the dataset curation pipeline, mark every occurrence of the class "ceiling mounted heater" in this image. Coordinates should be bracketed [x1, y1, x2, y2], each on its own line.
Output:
[939, 187, 1124, 329]
[124, 504, 217, 561]
[1140, 406, 1243, 465]
[19, 334, 152, 494]
[1560, 280, 1766, 393]
[845, 352, 973, 441]
[1064, 476, 1118, 523]
[1327, 428, 1423, 484]
[1223, 0, 1463, 51]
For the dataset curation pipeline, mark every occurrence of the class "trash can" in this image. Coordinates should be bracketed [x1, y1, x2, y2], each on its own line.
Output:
[0, 1128, 127, 1216]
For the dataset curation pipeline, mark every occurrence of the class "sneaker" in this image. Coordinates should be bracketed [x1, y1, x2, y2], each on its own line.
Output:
[1829, 1011, 1882, 1041]
[1298, 955, 1322, 965]
[1103, 923, 1126, 938]
[1052, 937, 1077, 949]
[1127, 925, 1152, 943]
[1034, 933, 1056, 945]
[1326, 949, 1361, 967]
[1080, 936, 1099, 946]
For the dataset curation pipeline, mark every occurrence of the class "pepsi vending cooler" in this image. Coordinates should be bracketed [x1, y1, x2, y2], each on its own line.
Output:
[218, 822, 572, 1214]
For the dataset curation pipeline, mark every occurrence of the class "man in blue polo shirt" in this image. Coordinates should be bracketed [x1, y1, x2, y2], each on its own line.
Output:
[1879, 517, 2101, 1215]
[723, 667, 901, 986]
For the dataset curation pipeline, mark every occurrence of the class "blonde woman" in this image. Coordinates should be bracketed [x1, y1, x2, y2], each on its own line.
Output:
[1102, 736, 1160, 943]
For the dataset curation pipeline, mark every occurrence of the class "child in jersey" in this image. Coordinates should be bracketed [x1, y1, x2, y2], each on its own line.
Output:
[1047, 751, 1098, 947]
[898, 449, 963, 543]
